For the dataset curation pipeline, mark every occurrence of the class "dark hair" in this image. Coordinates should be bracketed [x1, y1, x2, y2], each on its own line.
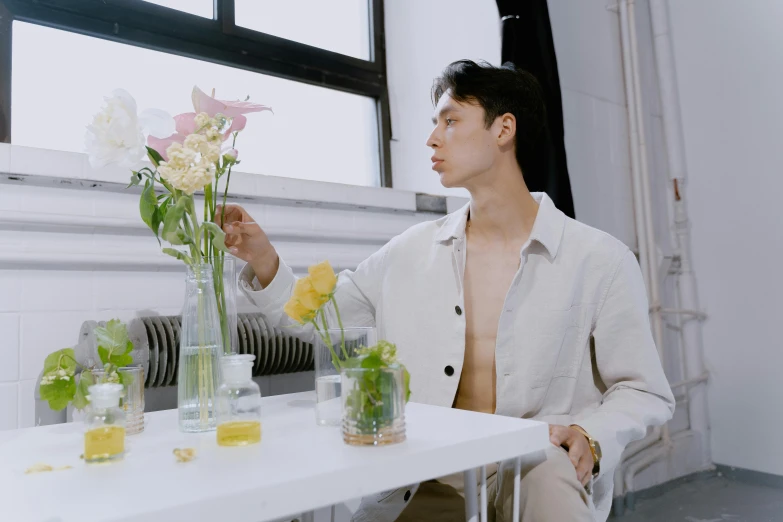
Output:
[431, 60, 547, 176]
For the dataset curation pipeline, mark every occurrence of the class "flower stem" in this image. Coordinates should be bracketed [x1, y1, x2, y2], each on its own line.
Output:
[332, 297, 349, 359]
[317, 309, 341, 370]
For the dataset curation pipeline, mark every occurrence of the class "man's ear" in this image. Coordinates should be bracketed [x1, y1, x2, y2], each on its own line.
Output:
[496, 113, 517, 147]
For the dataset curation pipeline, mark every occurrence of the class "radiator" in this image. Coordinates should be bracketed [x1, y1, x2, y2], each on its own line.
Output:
[76, 313, 315, 388]
[33, 314, 315, 426]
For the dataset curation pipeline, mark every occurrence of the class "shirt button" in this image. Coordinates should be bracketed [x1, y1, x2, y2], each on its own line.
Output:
[404, 490, 411, 502]
[444, 365, 454, 376]
[455, 305, 462, 315]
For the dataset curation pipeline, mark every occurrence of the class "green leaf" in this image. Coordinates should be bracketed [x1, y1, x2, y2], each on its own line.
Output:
[43, 348, 76, 375]
[95, 319, 129, 356]
[402, 366, 411, 402]
[97, 346, 109, 366]
[163, 227, 189, 246]
[40, 377, 76, 411]
[163, 247, 193, 265]
[73, 371, 94, 410]
[146, 146, 164, 168]
[113, 353, 134, 367]
[202, 221, 231, 253]
[162, 196, 189, 244]
[140, 180, 158, 233]
[360, 353, 383, 370]
[94, 319, 133, 367]
[127, 171, 142, 188]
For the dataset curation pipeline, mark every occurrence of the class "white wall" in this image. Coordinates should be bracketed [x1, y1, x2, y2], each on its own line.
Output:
[668, 0, 783, 476]
[548, 0, 639, 249]
[385, 0, 500, 197]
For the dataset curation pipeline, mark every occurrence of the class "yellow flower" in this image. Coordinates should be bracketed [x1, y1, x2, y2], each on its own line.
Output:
[308, 261, 337, 296]
[284, 296, 315, 325]
[293, 277, 328, 311]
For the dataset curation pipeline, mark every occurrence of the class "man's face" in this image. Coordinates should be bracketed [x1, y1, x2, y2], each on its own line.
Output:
[426, 91, 500, 189]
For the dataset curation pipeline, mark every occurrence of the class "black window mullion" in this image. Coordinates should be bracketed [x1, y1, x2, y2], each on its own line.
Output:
[0, 1, 10, 144]
[371, 0, 392, 187]
[214, 0, 234, 33]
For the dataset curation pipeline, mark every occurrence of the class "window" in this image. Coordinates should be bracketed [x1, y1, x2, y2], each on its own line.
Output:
[0, 0, 391, 187]
[236, 0, 371, 60]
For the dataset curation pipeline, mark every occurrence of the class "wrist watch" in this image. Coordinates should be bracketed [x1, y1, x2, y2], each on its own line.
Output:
[570, 424, 602, 477]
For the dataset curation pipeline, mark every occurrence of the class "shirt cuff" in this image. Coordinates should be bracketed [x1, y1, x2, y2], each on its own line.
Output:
[238, 258, 296, 313]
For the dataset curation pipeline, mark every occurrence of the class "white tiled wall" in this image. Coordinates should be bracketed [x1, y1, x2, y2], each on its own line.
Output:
[0, 154, 442, 430]
[0, 383, 19, 431]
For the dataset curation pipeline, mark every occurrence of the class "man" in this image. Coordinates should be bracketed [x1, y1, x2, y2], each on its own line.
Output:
[217, 60, 674, 521]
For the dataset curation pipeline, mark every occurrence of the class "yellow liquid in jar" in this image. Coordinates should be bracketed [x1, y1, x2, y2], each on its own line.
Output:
[84, 425, 125, 462]
[217, 421, 262, 446]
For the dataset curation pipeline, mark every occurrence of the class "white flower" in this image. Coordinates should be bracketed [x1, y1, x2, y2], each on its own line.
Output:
[194, 112, 211, 129]
[184, 133, 207, 151]
[158, 135, 219, 195]
[85, 89, 175, 169]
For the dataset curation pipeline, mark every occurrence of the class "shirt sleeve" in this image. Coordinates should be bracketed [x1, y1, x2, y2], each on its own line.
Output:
[570, 249, 675, 479]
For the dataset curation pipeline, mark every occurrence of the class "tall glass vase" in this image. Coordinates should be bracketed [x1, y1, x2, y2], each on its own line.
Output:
[212, 256, 237, 355]
[178, 263, 223, 432]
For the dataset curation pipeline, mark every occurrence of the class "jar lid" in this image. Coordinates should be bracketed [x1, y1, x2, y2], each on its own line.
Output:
[88, 383, 123, 408]
[221, 354, 255, 382]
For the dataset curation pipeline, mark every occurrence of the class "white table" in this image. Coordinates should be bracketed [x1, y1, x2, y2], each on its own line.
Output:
[0, 391, 549, 522]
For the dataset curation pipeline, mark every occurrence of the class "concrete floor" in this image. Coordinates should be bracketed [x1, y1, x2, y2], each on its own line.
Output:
[613, 473, 783, 522]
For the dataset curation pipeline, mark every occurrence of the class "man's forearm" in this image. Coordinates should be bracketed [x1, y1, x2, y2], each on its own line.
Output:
[250, 250, 280, 288]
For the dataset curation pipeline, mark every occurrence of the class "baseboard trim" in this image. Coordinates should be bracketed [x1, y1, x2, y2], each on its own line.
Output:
[715, 463, 783, 489]
[611, 465, 783, 518]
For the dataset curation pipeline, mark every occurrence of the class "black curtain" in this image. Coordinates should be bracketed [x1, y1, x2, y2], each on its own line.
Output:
[496, 0, 575, 219]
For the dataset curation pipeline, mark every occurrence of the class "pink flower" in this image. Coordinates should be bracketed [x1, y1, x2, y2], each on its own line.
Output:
[146, 113, 193, 161]
[191, 86, 272, 118]
[147, 87, 271, 161]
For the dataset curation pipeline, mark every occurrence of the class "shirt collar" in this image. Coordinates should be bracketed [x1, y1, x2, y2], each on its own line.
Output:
[433, 192, 566, 259]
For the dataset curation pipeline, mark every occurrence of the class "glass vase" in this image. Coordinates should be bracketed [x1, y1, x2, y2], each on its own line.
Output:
[314, 327, 376, 426]
[212, 256, 238, 355]
[341, 364, 406, 446]
[91, 366, 145, 435]
[178, 263, 223, 432]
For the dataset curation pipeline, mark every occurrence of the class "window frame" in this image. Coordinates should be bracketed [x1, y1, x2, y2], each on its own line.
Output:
[0, 0, 393, 187]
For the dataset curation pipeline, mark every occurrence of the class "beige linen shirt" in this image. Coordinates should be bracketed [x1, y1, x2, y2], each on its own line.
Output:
[240, 193, 675, 521]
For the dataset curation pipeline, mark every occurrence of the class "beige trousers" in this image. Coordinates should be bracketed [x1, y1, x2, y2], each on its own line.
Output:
[396, 446, 594, 522]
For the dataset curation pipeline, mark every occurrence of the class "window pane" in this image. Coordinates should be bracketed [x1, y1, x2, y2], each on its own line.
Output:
[139, 0, 213, 18]
[11, 22, 381, 187]
[236, 0, 371, 60]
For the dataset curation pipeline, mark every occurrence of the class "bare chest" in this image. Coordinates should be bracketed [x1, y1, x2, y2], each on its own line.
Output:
[454, 243, 520, 412]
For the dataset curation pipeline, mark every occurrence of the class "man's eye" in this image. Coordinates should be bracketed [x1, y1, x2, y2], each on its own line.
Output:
[446, 119, 454, 126]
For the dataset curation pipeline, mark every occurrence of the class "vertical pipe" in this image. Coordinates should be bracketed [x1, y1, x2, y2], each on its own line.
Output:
[648, 0, 711, 468]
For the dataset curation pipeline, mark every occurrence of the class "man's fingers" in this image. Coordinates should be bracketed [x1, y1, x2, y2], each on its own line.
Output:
[567, 443, 580, 469]
[578, 453, 592, 485]
[224, 232, 243, 248]
[214, 204, 245, 227]
[229, 221, 261, 237]
[549, 425, 569, 446]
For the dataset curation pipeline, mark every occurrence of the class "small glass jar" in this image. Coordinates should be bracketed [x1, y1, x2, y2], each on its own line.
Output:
[341, 365, 406, 446]
[84, 383, 126, 463]
[216, 355, 262, 446]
